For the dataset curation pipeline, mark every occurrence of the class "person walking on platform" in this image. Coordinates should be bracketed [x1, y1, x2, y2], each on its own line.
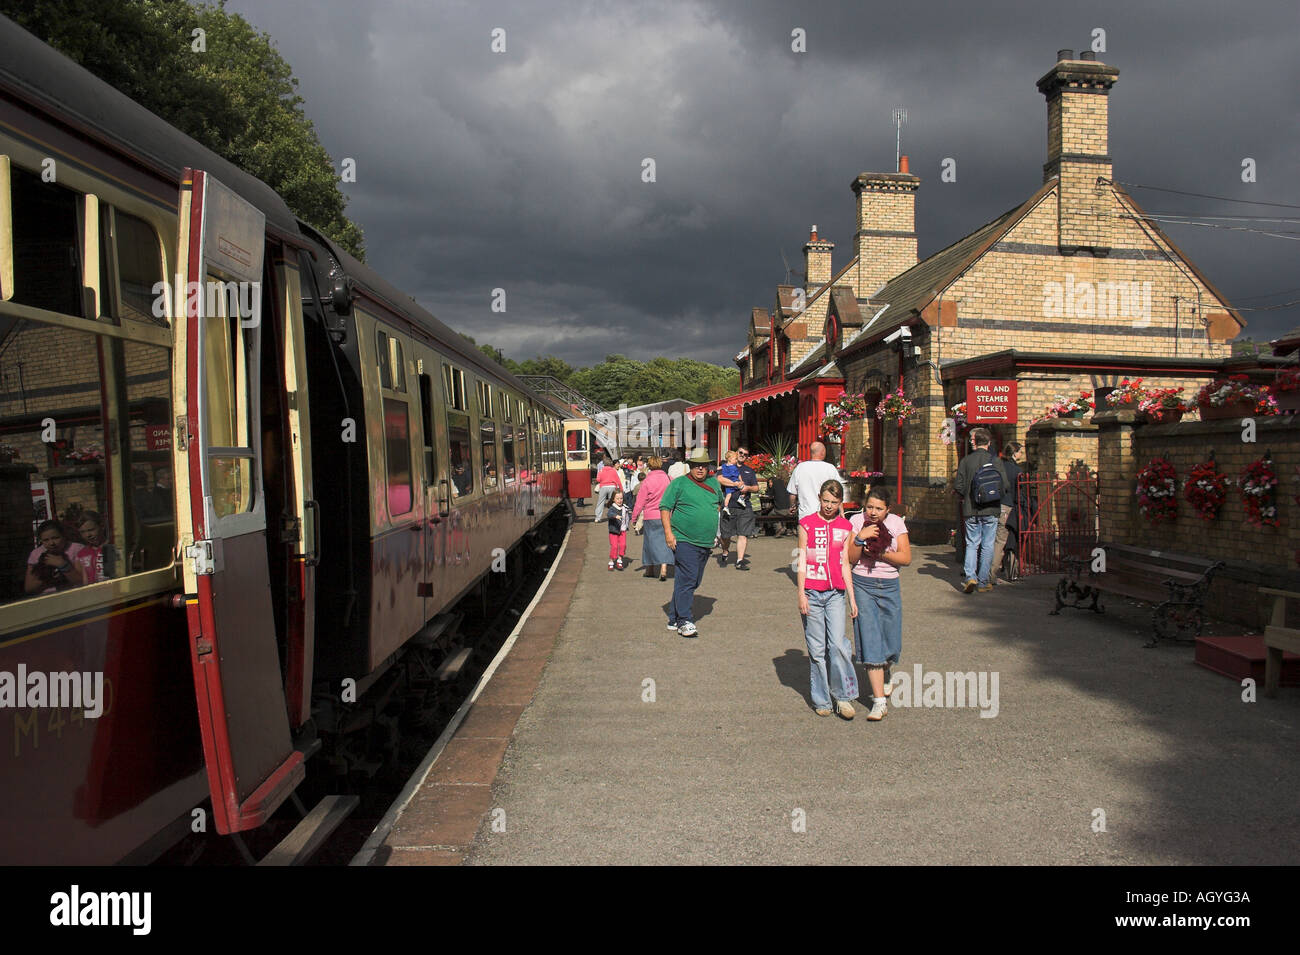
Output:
[593, 455, 622, 523]
[797, 480, 858, 719]
[607, 488, 630, 570]
[787, 441, 845, 520]
[990, 441, 1024, 586]
[846, 485, 911, 721]
[632, 455, 673, 579]
[717, 446, 759, 569]
[661, 448, 724, 637]
[954, 427, 1007, 593]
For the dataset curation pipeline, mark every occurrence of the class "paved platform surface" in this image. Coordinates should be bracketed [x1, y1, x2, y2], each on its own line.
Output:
[455, 508, 1300, 865]
[375, 505, 1300, 865]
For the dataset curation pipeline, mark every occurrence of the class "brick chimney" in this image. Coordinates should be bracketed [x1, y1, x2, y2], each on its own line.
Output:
[1038, 49, 1120, 252]
[803, 225, 834, 296]
[851, 159, 920, 298]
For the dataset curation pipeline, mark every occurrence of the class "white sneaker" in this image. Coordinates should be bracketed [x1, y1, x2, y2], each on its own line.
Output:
[666, 622, 679, 632]
[866, 699, 887, 721]
[677, 621, 698, 637]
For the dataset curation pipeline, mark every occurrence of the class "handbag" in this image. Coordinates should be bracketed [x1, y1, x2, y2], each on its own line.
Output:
[634, 513, 644, 533]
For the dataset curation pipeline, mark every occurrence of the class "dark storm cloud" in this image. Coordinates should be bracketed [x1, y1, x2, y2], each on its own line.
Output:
[229, 0, 1300, 367]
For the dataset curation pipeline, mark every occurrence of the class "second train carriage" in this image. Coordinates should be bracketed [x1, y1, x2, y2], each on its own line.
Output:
[0, 16, 569, 863]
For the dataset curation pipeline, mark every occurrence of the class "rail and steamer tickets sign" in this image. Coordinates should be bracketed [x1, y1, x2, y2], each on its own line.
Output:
[966, 380, 1017, 423]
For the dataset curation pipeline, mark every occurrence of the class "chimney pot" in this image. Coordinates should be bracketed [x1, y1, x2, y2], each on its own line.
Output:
[899, 154, 910, 174]
[1079, 50, 1096, 61]
[1057, 48, 1074, 61]
[811, 225, 818, 239]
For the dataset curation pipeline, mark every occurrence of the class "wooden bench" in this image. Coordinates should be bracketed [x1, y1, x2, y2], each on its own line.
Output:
[1259, 587, 1300, 697]
[1052, 543, 1223, 647]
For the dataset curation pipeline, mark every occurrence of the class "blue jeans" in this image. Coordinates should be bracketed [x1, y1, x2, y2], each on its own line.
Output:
[852, 575, 901, 666]
[963, 514, 999, 585]
[670, 541, 709, 625]
[802, 588, 858, 709]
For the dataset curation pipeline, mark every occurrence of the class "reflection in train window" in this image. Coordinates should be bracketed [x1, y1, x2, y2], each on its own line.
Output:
[107, 209, 165, 325]
[447, 411, 473, 497]
[419, 373, 436, 489]
[501, 424, 515, 483]
[480, 420, 498, 491]
[376, 330, 392, 389]
[203, 287, 254, 518]
[383, 397, 412, 516]
[390, 338, 405, 392]
[0, 318, 175, 605]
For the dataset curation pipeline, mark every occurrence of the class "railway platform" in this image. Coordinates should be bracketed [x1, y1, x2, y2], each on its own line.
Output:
[363, 506, 1300, 866]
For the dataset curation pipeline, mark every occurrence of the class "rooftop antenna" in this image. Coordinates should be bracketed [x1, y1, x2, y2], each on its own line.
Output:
[780, 248, 803, 284]
[892, 107, 907, 172]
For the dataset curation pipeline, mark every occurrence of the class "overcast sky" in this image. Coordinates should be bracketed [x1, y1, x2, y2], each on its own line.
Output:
[225, 0, 1300, 369]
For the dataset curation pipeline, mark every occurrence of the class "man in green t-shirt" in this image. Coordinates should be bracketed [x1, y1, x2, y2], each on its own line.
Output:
[661, 448, 724, 638]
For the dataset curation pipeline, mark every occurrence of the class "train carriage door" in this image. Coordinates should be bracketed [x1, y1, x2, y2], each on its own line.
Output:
[176, 169, 303, 834]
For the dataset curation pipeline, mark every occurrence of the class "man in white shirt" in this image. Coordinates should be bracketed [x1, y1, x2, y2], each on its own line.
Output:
[786, 441, 846, 519]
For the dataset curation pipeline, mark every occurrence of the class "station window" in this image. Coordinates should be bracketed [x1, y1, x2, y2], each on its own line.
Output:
[447, 411, 473, 498]
[480, 420, 498, 491]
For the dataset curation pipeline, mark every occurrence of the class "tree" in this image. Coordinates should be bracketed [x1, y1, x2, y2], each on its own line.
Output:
[4, 0, 365, 258]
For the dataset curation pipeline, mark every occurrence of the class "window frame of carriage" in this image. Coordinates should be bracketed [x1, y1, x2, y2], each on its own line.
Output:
[0, 153, 179, 619]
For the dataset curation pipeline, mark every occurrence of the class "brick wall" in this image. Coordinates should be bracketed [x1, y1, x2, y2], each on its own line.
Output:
[1095, 409, 1300, 628]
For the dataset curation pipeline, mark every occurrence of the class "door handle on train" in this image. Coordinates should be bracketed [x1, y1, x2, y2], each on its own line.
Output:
[438, 477, 451, 513]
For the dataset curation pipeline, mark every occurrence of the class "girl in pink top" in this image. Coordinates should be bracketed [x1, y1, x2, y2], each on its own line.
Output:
[796, 480, 859, 719]
[846, 485, 912, 721]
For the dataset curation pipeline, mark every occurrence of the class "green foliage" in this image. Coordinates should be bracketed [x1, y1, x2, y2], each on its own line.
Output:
[4, 0, 365, 259]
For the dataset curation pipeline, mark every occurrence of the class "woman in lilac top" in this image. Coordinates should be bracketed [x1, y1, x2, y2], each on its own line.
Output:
[846, 485, 911, 721]
[632, 456, 674, 579]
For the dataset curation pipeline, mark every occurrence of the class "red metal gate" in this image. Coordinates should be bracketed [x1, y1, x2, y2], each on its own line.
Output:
[1014, 466, 1099, 576]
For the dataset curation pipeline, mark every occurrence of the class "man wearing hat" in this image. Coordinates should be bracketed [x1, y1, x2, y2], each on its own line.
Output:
[659, 447, 724, 638]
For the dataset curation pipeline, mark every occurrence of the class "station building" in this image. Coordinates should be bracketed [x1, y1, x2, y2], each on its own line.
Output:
[688, 50, 1245, 543]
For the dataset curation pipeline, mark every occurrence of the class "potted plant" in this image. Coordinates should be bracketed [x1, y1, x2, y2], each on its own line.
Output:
[1104, 377, 1150, 410]
[1272, 367, 1300, 413]
[1136, 456, 1178, 524]
[1195, 376, 1277, 420]
[1137, 387, 1187, 424]
[1031, 392, 1094, 424]
[756, 434, 797, 511]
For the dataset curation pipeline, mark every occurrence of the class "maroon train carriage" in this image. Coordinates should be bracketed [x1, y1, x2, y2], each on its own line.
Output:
[0, 17, 568, 864]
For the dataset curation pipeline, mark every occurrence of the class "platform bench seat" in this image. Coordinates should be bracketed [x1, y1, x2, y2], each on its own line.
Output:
[1052, 543, 1223, 647]
[1259, 587, 1300, 697]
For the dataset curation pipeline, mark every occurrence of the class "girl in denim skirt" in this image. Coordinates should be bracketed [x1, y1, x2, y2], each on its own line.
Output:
[796, 480, 859, 719]
[846, 485, 911, 721]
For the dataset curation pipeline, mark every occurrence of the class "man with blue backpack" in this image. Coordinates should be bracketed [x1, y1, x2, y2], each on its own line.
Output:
[954, 427, 1008, 593]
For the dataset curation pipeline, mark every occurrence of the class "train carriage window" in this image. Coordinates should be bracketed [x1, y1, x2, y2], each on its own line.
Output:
[383, 397, 412, 516]
[0, 318, 175, 606]
[501, 423, 515, 483]
[480, 420, 498, 491]
[390, 338, 406, 392]
[419, 373, 437, 486]
[7, 165, 87, 319]
[376, 330, 392, 389]
[447, 411, 473, 497]
[103, 208, 165, 326]
[442, 363, 467, 411]
[203, 281, 255, 518]
[531, 418, 542, 472]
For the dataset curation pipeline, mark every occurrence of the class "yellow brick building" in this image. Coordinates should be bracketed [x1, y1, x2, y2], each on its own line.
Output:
[710, 50, 1247, 543]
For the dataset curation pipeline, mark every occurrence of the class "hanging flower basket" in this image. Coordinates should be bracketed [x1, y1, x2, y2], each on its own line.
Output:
[821, 391, 869, 439]
[1183, 456, 1227, 521]
[1136, 456, 1178, 524]
[875, 388, 919, 421]
[1240, 455, 1280, 527]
